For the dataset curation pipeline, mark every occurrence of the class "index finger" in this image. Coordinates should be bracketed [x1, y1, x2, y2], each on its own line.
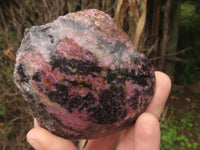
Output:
[145, 71, 171, 119]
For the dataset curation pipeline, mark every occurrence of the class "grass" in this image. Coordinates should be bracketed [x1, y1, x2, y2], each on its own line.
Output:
[0, 62, 33, 150]
[160, 96, 200, 150]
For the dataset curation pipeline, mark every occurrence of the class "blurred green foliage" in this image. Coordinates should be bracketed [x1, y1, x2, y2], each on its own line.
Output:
[0, 103, 5, 122]
[0, 31, 18, 50]
[161, 107, 199, 150]
[175, 0, 200, 85]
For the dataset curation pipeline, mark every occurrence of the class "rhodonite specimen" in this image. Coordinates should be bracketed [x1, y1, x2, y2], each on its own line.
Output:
[14, 9, 155, 139]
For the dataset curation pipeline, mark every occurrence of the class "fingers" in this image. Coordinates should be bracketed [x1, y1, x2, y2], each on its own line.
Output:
[84, 132, 120, 150]
[117, 112, 160, 150]
[34, 118, 40, 128]
[146, 71, 171, 119]
[27, 120, 77, 150]
[117, 71, 170, 150]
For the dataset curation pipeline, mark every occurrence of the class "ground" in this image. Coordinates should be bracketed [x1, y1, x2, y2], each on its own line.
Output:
[161, 81, 200, 150]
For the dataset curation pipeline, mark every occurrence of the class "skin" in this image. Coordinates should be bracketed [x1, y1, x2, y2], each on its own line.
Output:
[26, 71, 171, 150]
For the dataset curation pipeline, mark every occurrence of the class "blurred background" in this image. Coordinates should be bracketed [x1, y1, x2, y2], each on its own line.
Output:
[0, 0, 199, 149]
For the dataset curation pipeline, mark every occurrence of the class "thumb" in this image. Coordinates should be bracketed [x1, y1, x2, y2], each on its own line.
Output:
[117, 112, 160, 150]
[27, 127, 77, 150]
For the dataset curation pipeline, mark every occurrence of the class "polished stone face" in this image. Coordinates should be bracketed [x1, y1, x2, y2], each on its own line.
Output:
[14, 9, 155, 139]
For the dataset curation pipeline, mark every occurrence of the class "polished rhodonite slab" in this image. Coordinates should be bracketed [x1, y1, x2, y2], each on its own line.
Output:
[14, 9, 155, 139]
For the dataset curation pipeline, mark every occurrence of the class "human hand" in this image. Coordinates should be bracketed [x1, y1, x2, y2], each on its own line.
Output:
[26, 71, 171, 150]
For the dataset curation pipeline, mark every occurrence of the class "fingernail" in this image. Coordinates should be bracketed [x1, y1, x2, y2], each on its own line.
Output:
[27, 139, 42, 150]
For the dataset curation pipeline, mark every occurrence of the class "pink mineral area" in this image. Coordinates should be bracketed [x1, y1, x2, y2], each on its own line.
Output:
[121, 53, 136, 70]
[69, 74, 110, 91]
[100, 70, 107, 77]
[64, 28, 101, 54]
[138, 95, 152, 107]
[100, 54, 113, 67]
[70, 108, 92, 121]
[17, 50, 51, 73]
[43, 99, 90, 132]
[146, 78, 155, 89]
[124, 80, 136, 100]
[66, 74, 110, 99]
[132, 84, 144, 93]
[58, 27, 100, 56]
[66, 9, 133, 48]
[86, 75, 110, 91]
[85, 9, 112, 21]
[31, 81, 46, 97]
[38, 68, 62, 91]
[67, 85, 91, 97]
[56, 38, 96, 62]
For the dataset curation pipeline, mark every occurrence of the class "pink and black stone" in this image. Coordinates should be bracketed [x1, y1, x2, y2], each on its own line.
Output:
[14, 9, 155, 139]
